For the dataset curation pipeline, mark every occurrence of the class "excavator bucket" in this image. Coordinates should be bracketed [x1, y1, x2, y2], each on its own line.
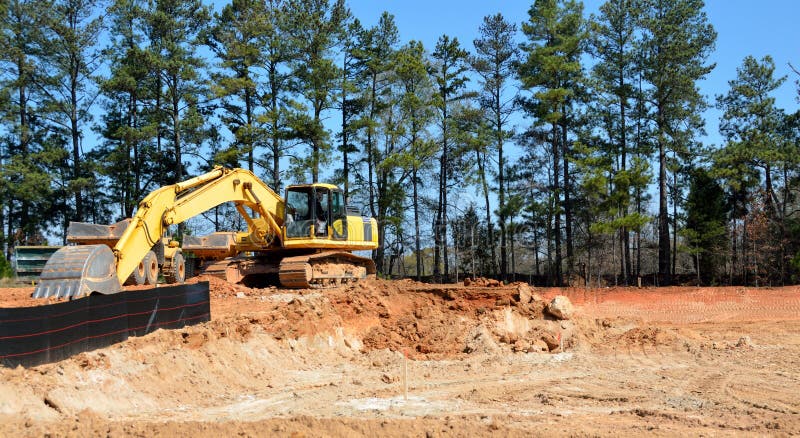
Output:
[32, 244, 122, 299]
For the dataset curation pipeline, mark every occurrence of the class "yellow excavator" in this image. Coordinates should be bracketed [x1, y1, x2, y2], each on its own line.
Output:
[33, 167, 378, 299]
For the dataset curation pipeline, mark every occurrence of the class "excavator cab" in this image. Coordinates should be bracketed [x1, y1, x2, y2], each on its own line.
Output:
[284, 185, 347, 240]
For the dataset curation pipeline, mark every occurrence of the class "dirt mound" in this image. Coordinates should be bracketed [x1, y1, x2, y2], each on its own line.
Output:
[334, 279, 574, 357]
[463, 277, 502, 287]
[3, 278, 749, 361]
[202, 278, 572, 358]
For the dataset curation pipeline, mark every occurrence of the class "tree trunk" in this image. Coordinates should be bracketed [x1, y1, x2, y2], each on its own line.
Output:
[671, 166, 678, 277]
[781, 165, 789, 284]
[413, 167, 421, 281]
[561, 106, 573, 284]
[510, 220, 516, 282]
[156, 74, 164, 186]
[172, 91, 182, 182]
[657, 123, 670, 283]
[498, 126, 507, 282]
[71, 78, 82, 222]
[269, 63, 281, 191]
[341, 64, 349, 198]
[476, 149, 496, 275]
[764, 164, 774, 213]
[619, 79, 631, 284]
[742, 216, 748, 285]
[132, 89, 141, 217]
[18, 62, 31, 237]
[552, 122, 562, 286]
[3, 203, 10, 261]
[376, 172, 387, 274]
[729, 218, 736, 285]
[367, 73, 378, 264]
[546, 192, 553, 286]
[245, 85, 254, 172]
[311, 105, 321, 183]
[533, 225, 540, 277]
[342, 124, 349, 198]
[442, 116, 450, 281]
[434, 149, 444, 280]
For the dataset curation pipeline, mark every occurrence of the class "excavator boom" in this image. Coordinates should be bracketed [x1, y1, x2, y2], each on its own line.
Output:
[33, 167, 288, 299]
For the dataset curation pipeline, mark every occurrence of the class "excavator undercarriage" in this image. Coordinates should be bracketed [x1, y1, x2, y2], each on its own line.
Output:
[278, 251, 376, 289]
[191, 249, 376, 289]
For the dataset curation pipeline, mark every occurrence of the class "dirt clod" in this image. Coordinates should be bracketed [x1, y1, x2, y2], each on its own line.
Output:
[546, 295, 574, 320]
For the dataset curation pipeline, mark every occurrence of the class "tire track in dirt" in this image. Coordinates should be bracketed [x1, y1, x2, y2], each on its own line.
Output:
[567, 286, 800, 324]
[724, 372, 800, 416]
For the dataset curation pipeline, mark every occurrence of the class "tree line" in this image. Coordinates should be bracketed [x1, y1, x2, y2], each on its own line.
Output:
[1, 0, 799, 286]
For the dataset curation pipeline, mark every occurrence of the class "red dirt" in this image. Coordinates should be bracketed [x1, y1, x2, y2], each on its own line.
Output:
[1, 278, 799, 436]
[548, 285, 800, 322]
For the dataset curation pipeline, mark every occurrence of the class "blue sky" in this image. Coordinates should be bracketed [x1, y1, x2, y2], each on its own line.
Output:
[289, 0, 798, 214]
[344, 0, 800, 149]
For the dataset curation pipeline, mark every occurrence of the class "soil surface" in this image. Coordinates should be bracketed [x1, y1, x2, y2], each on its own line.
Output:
[1, 277, 799, 436]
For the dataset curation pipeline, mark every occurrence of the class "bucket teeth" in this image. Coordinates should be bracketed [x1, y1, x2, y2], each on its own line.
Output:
[32, 244, 122, 299]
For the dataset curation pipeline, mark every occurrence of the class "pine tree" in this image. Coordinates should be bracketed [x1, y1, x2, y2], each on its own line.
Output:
[430, 35, 470, 281]
[260, 0, 293, 191]
[518, 0, 586, 286]
[470, 13, 518, 280]
[638, 0, 716, 283]
[147, 0, 211, 184]
[452, 104, 494, 275]
[205, 0, 270, 172]
[284, 0, 347, 183]
[370, 43, 412, 276]
[351, 13, 399, 271]
[715, 55, 788, 284]
[353, 12, 398, 218]
[684, 167, 727, 284]
[717, 56, 786, 212]
[36, 0, 105, 222]
[570, 134, 613, 285]
[588, 0, 649, 284]
[394, 40, 435, 281]
[0, 0, 46, 252]
[99, 0, 160, 218]
[335, 17, 364, 198]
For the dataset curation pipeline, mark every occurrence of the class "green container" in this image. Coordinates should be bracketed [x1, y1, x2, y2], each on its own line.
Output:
[14, 246, 63, 281]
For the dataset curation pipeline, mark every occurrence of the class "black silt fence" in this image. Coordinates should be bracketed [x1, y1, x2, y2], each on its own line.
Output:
[0, 282, 210, 368]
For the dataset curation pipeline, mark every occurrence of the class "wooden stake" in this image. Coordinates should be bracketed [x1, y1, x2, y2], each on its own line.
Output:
[402, 349, 408, 401]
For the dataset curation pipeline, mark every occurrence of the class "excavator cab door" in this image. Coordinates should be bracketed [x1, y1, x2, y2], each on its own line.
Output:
[285, 188, 314, 238]
[312, 187, 330, 237]
[331, 189, 347, 240]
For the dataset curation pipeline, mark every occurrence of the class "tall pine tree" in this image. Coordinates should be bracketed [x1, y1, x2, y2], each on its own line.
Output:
[205, 0, 270, 172]
[518, 0, 585, 285]
[638, 0, 716, 283]
[284, 0, 347, 183]
[37, 0, 105, 222]
[470, 13, 518, 280]
[589, 0, 650, 283]
[430, 35, 469, 280]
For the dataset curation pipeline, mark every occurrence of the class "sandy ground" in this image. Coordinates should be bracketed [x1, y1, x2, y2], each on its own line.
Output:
[1, 277, 799, 436]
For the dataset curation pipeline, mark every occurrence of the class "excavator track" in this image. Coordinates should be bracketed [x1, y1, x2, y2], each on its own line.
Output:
[278, 251, 376, 289]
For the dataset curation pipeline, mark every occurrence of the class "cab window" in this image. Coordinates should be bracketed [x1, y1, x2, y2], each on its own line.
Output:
[286, 189, 312, 237]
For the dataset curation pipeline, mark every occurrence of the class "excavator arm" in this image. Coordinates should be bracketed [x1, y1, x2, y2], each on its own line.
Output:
[33, 167, 286, 299]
